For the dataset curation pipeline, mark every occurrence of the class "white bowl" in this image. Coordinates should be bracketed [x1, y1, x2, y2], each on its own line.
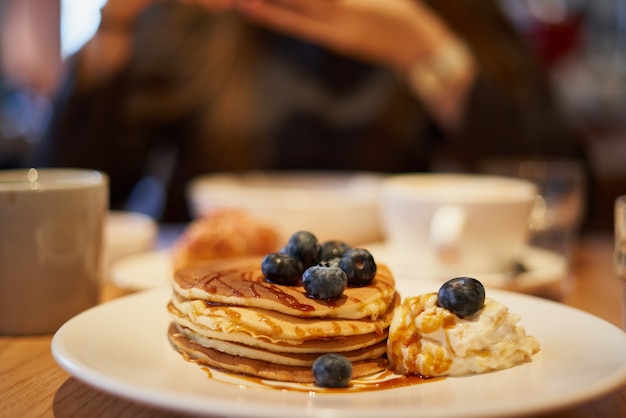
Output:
[187, 171, 385, 245]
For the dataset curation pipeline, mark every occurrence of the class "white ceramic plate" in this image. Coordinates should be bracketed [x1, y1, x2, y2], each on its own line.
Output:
[110, 244, 565, 296]
[52, 283, 626, 418]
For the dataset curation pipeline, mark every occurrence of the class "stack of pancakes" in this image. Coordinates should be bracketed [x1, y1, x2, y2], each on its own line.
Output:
[167, 257, 398, 383]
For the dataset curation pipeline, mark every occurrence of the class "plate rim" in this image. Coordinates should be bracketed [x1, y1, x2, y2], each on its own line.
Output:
[51, 286, 626, 418]
[108, 243, 566, 293]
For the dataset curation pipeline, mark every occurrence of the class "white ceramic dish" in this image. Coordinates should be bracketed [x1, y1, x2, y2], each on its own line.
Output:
[52, 284, 626, 418]
[187, 171, 384, 244]
[109, 244, 565, 296]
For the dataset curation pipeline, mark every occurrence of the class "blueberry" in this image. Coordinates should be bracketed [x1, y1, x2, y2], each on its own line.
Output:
[261, 252, 303, 286]
[320, 240, 351, 262]
[437, 277, 485, 317]
[323, 257, 341, 267]
[282, 231, 321, 268]
[312, 353, 353, 388]
[302, 264, 347, 300]
[339, 248, 377, 287]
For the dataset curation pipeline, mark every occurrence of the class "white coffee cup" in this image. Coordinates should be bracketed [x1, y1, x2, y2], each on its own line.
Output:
[380, 173, 537, 276]
[0, 168, 108, 334]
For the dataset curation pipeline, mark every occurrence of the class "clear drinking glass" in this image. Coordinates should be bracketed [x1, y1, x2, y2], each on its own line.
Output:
[615, 195, 626, 330]
[480, 156, 587, 261]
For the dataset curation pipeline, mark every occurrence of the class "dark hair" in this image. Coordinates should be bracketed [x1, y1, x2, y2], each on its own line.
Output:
[122, 0, 545, 166]
[425, 0, 545, 100]
[125, 2, 263, 169]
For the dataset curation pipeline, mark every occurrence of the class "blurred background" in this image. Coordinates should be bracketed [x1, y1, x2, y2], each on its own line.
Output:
[0, 0, 625, 232]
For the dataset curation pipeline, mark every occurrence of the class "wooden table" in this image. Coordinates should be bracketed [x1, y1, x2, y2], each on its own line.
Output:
[1, 233, 625, 418]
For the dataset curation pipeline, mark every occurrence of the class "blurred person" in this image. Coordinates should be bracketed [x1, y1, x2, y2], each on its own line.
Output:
[32, 0, 587, 221]
[0, 0, 62, 95]
[0, 0, 59, 168]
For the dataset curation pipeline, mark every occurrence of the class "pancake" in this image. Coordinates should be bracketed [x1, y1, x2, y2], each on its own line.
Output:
[168, 324, 389, 383]
[172, 257, 396, 320]
[169, 292, 398, 342]
[171, 323, 388, 367]
[167, 296, 395, 353]
[168, 254, 397, 383]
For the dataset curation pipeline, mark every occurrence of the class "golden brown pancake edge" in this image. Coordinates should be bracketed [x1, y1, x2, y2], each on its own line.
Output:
[172, 256, 396, 320]
[168, 323, 389, 383]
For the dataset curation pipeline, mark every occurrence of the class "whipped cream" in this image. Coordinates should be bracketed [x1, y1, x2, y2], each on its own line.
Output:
[387, 293, 539, 376]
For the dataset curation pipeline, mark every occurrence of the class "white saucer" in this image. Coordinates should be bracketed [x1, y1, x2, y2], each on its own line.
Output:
[110, 243, 567, 297]
[364, 243, 567, 296]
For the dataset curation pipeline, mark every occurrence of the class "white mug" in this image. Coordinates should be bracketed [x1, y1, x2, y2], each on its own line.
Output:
[380, 173, 537, 276]
[0, 168, 108, 334]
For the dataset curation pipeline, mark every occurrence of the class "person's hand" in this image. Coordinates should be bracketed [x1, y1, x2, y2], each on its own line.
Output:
[100, 0, 161, 23]
[102, 0, 236, 23]
[83, 0, 238, 88]
[235, 0, 476, 128]
[181, 0, 237, 12]
[234, 0, 454, 74]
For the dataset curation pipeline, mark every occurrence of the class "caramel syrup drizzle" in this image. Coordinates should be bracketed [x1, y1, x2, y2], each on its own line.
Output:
[179, 262, 416, 393]
[194, 268, 317, 312]
[202, 367, 441, 393]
